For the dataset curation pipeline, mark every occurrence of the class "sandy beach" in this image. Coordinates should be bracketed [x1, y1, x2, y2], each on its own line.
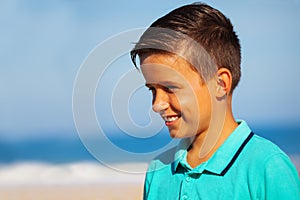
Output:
[0, 183, 143, 200]
[0, 162, 145, 200]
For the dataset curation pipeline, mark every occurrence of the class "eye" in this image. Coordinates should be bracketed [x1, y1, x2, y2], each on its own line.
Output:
[165, 85, 178, 93]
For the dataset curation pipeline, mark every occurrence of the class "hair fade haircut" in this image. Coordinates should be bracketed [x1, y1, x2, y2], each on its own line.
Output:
[130, 2, 241, 92]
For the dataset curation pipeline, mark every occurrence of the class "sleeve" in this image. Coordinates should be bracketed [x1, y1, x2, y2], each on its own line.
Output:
[263, 153, 300, 199]
[143, 160, 156, 200]
[143, 171, 150, 200]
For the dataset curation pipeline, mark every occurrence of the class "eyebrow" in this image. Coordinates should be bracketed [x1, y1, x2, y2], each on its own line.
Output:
[160, 81, 179, 85]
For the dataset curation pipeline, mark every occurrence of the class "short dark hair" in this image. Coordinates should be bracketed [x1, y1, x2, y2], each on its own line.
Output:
[130, 2, 241, 92]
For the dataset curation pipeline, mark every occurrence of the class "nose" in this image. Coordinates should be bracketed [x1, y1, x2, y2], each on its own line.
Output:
[152, 90, 169, 113]
[152, 102, 169, 113]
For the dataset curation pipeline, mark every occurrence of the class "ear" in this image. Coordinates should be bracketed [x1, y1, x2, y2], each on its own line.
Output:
[215, 68, 232, 97]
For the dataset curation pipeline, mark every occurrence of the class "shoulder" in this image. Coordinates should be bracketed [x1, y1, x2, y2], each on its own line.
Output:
[229, 132, 300, 198]
[246, 134, 288, 160]
[244, 134, 300, 198]
[249, 134, 297, 172]
[239, 133, 298, 179]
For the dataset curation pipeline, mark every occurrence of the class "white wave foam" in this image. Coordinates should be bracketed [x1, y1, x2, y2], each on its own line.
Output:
[0, 162, 146, 187]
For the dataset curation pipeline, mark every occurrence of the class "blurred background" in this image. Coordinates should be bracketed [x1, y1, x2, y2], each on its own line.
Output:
[0, 0, 299, 186]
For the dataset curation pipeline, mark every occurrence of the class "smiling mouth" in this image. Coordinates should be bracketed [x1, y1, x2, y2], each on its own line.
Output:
[163, 115, 181, 126]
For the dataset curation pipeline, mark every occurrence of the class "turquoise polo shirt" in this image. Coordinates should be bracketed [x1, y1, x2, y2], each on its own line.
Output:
[144, 121, 300, 200]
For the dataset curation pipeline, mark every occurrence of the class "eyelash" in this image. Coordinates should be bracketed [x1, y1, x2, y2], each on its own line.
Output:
[165, 85, 178, 93]
[148, 87, 155, 91]
[147, 85, 178, 93]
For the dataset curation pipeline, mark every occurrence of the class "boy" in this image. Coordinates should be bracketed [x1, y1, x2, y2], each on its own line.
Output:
[130, 3, 300, 199]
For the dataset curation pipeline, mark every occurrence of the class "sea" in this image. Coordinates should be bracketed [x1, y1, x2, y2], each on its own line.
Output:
[0, 125, 299, 186]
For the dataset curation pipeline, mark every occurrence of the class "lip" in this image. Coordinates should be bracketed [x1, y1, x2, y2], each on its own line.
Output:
[162, 114, 181, 126]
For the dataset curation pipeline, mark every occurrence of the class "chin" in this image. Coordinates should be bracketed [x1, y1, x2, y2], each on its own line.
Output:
[168, 129, 180, 138]
[168, 129, 189, 139]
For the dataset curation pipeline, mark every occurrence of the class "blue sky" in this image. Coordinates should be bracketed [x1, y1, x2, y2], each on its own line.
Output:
[1, 0, 300, 140]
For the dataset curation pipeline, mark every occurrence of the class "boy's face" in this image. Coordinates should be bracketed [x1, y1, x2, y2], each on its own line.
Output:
[141, 53, 214, 139]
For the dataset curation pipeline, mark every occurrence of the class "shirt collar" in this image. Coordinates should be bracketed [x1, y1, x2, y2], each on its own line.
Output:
[172, 137, 192, 173]
[172, 120, 253, 175]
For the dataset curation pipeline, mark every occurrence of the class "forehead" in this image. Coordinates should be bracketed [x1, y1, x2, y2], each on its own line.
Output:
[140, 53, 190, 72]
[140, 54, 201, 84]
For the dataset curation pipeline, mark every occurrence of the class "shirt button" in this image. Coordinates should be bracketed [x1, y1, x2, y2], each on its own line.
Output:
[182, 195, 187, 200]
[185, 176, 191, 182]
[182, 195, 188, 200]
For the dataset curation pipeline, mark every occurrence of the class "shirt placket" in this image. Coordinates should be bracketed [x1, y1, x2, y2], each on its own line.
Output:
[179, 162, 206, 200]
[180, 170, 204, 200]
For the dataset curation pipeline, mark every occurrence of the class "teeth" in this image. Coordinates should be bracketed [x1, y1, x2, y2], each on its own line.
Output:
[164, 116, 178, 122]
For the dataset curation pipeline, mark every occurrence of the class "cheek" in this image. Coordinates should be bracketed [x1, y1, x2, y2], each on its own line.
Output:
[196, 88, 213, 119]
[173, 91, 200, 115]
[179, 87, 212, 118]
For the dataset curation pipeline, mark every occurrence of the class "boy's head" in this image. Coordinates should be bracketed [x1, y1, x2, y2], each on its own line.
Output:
[131, 3, 241, 141]
[131, 3, 241, 93]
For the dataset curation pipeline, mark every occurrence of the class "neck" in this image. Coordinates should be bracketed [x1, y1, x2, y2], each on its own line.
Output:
[187, 98, 238, 168]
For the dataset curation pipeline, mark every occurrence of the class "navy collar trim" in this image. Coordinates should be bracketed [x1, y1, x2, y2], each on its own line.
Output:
[172, 130, 254, 175]
[220, 131, 254, 176]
